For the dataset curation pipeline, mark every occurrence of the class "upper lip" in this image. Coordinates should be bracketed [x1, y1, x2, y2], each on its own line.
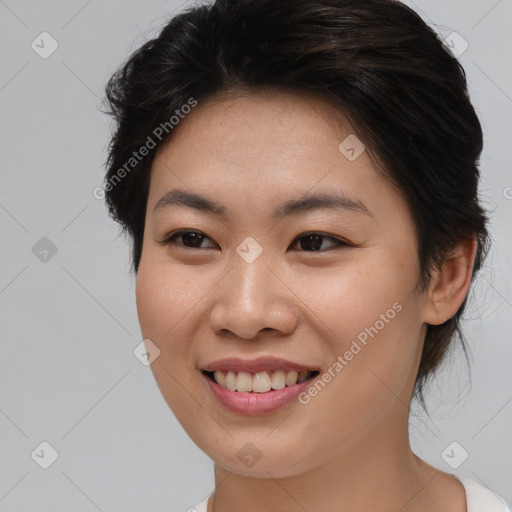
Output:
[201, 357, 319, 373]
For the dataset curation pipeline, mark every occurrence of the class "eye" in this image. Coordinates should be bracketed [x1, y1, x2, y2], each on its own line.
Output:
[158, 229, 349, 252]
[289, 232, 349, 252]
[158, 229, 217, 249]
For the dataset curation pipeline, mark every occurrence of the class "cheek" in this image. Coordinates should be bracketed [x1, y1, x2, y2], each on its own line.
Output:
[135, 258, 207, 341]
[135, 260, 205, 422]
[291, 249, 419, 348]
[135, 260, 195, 385]
[291, 253, 423, 428]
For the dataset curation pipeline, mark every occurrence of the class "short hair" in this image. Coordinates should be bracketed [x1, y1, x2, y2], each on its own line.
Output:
[102, 0, 489, 407]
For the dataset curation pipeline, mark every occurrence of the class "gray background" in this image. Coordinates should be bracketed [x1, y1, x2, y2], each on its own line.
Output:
[0, 0, 510, 510]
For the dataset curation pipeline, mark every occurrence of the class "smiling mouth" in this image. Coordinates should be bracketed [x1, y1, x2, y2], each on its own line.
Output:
[202, 369, 320, 393]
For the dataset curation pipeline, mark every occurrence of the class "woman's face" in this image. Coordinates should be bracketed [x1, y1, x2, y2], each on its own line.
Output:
[136, 90, 430, 477]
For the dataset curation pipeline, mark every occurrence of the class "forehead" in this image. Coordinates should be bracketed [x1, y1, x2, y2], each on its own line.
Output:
[147, 89, 406, 222]
[161, 88, 356, 155]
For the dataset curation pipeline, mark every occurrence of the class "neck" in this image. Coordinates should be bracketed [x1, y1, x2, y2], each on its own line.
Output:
[210, 408, 443, 512]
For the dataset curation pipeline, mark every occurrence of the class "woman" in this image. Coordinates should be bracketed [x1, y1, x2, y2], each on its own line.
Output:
[102, 0, 510, 510]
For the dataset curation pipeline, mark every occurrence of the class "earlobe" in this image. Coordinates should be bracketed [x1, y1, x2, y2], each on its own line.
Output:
[422, 237, 478, 326]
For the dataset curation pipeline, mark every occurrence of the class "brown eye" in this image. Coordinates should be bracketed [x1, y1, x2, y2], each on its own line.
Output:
[159, 230, 217, 249]
[290, 232, 349, 252]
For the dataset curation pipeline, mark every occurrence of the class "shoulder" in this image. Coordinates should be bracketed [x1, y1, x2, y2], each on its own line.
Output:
[459, 477, 510, 512]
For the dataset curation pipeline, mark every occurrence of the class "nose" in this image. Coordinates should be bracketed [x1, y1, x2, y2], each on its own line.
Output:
[208, 253, 299, 340]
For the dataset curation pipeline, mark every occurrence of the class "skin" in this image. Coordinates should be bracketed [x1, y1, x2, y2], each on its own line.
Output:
[135, 89, 476, 512]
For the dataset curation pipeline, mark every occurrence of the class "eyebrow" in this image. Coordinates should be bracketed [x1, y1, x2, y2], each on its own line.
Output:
[152, 188, 371, 219]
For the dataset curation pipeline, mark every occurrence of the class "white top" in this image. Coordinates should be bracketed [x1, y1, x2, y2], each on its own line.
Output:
[459, 477, 510, 512]
[190, 477, 510, 512]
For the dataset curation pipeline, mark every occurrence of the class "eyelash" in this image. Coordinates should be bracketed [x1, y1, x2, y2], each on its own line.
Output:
[158, 229, 350, 252]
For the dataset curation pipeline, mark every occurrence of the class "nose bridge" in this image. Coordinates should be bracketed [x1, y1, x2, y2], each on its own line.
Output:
[232, 252, 273, 312]
[209, 246, 297, 339]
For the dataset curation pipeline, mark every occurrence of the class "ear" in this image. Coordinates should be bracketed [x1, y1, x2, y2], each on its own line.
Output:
[422, 237, 478, 326]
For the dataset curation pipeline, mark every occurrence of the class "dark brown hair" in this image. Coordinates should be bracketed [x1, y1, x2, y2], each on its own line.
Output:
[102, 0, 489, 407]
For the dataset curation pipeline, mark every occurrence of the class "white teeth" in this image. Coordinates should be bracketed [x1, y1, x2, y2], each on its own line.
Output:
[253, 372, 272, 393]
[225, 371, 237, 391]
[211, 369, 314, 392]
[236, 371, 253, 392]
[285, 370, 298, 386]
[270, 370, 286, 390]
[213, 370, 225, 387]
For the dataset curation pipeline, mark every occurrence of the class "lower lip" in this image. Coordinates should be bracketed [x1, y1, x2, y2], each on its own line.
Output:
[202, 372, 316, 415]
